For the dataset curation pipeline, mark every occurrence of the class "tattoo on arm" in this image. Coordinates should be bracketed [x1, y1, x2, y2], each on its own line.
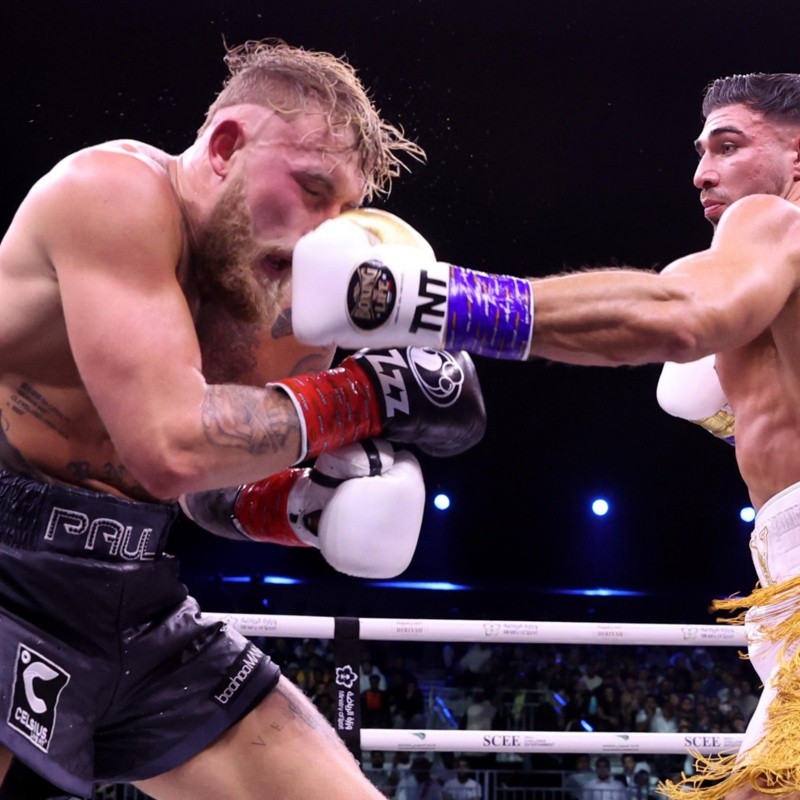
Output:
[201, 385, 295, 455]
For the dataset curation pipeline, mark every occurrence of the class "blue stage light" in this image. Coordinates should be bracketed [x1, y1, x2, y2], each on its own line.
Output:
[434, 493, 451, 511]
[591, 498, 610, 516]
[740, 506, 756, 523]
[368, 580, 469, 591]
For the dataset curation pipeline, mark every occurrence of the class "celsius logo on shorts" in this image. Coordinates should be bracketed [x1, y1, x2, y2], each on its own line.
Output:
[211, 643, 262, 707]
[347, 260, 396, 330]
[408, 348, 465, 407]
[8, 644, 70, 753]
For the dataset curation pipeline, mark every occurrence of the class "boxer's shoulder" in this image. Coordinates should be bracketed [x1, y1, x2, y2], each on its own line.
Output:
[18, 142, 185, 273]
[40, 142, 174, 206]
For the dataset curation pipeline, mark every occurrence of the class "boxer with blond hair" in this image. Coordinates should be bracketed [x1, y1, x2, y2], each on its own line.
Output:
[0, 38, 486, 799]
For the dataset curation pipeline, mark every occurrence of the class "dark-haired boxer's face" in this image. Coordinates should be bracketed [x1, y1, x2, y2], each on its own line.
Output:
[194, 109, 365, 324]
[693, 104, 799, 227]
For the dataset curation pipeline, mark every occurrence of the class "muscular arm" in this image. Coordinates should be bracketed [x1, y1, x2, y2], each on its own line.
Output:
[529, 194, 800, 366]
[36, 149, 303, 498]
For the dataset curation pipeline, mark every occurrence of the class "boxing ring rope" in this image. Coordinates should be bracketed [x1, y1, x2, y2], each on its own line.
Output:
[202, 612, 747, 757]
[202, 612, 747, 647]
[361, 730, 744, 756]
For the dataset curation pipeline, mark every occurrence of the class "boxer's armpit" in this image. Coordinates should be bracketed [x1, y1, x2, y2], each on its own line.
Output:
[201, 384, 295, 455]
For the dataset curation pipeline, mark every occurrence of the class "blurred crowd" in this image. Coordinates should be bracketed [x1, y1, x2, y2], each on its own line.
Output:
[250, 635, 759, 798]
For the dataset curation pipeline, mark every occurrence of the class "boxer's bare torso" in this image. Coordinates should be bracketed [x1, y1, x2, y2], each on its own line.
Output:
[0, 139, 332, 500]
[716, 291, 800, 510]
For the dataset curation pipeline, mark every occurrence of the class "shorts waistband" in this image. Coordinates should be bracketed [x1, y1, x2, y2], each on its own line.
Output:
[0, 470, 178, 563]
[750, 480, 800, 587]
[755, 480, 800, 535]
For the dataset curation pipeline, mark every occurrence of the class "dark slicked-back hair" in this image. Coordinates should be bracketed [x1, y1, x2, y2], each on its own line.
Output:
[702, 72, 800, 124]
[199, 39, 425, 201]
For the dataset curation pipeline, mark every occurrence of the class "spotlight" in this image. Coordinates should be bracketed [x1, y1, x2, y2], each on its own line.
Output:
[433, 493, 451, 511]
[591, 498, 610, 517]
[740, 506, 756, 523]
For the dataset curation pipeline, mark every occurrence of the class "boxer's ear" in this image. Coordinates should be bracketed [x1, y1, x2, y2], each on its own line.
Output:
[207, 119, 245, 178]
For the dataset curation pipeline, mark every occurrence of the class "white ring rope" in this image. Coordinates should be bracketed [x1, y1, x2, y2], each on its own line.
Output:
[202, 612, 747, 647]
[201, 613, 748, 754]
[360, 729, 745, 755]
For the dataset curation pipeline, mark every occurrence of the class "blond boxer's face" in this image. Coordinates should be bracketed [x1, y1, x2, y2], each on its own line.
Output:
[195, 108, 365, 324]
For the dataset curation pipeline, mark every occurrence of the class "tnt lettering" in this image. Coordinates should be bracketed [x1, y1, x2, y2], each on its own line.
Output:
[409, 271, 447, 334]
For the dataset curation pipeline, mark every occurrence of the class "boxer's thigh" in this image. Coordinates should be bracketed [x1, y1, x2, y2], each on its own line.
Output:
[135, 676, 385, 800]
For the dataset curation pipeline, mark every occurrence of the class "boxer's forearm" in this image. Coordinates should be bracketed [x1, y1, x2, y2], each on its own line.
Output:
[528, 270, 700, 366]
[117, 383, 303, 500]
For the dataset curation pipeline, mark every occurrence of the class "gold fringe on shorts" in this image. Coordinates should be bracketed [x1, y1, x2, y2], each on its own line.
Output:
[659, 574, 800, 799]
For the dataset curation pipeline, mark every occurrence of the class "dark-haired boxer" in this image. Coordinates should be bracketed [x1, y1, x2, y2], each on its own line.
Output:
[293, 72, 800, 800]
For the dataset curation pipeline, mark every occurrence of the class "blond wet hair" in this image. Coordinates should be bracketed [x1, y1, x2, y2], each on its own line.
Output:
[199, 38, 425, 201]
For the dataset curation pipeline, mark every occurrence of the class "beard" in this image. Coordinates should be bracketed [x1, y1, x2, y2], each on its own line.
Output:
[191, 176, 288, 326]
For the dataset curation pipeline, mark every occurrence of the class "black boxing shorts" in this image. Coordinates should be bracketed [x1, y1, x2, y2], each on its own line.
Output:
[0, 470, 280, 798]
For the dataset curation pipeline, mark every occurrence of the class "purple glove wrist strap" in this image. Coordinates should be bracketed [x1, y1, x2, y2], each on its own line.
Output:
[445, 265, 533, 360]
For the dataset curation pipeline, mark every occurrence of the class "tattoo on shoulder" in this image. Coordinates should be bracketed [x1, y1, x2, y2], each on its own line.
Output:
[202, 385, 293, 455]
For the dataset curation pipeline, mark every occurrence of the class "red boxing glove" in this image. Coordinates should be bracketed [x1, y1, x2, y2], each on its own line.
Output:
[271, 347, 486, 461]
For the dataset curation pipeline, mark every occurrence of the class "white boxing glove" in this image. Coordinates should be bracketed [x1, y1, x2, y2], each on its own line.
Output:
[179, 438, 426, 578]
[656, 356, 735, 444]
[292, 208, 534, 360]
[316, 448, 425, 577]
[291, 207, 449, 350]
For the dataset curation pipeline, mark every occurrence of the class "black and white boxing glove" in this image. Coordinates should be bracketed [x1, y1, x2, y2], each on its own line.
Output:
[179, 439, 425, 578]
[292, 208, 534, 360]
[656, 355, 735, 444]
[271, 346, 486, 461]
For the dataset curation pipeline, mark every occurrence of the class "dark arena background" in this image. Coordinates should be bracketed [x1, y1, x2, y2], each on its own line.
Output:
[3, 0, 799, 627]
